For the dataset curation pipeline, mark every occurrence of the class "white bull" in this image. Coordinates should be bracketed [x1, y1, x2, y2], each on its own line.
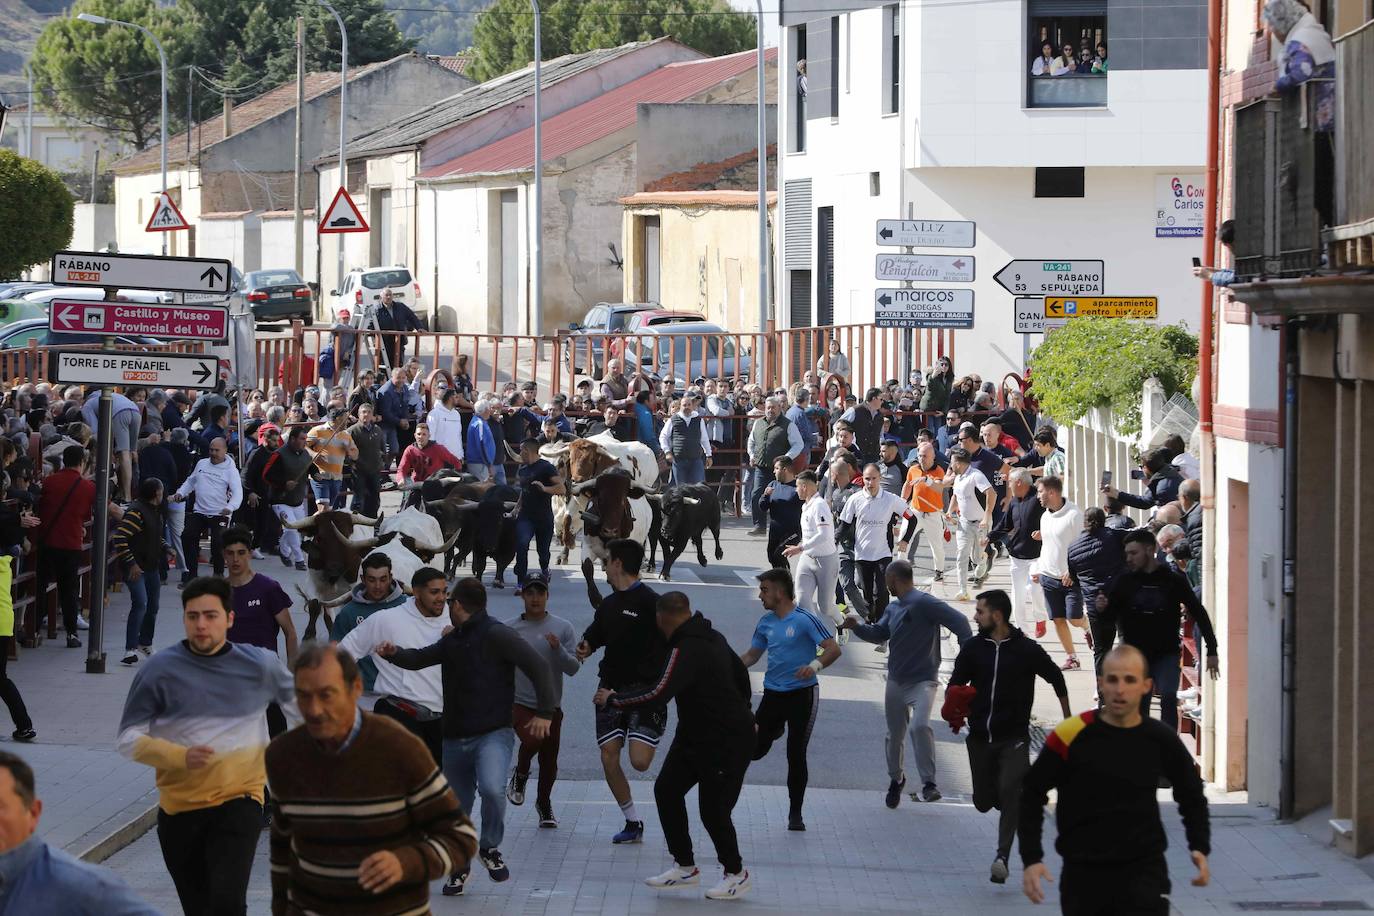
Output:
[367, 540, 440, 594]
[541, 435, 660, 567]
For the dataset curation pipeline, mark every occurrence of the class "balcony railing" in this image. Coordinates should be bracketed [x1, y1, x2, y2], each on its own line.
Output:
[1328, 19, 1374, 269]
[1028, 73, 1107, 108]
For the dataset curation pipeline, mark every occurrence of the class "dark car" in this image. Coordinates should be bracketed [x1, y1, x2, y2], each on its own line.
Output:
[243, 268, 313, 323]
[620, 322, 753, 385]
[566, 303, 656, 378]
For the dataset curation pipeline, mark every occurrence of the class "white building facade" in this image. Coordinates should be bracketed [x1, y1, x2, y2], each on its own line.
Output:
[776, 0, 1209, 380]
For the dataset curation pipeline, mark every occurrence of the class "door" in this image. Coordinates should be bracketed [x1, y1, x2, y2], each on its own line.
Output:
[643, 216, 661, 303]
[816, 206, 834, 327]
[499, 189, 519, 333]
[789, 269, 812, 381]
[372, 189, 392, 265]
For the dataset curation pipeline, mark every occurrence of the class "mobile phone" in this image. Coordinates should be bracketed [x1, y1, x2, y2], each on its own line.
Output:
[1191, 257, 1202, 268]
[1100, 470, 1112, 488]
[1130, 468, 1146, 481]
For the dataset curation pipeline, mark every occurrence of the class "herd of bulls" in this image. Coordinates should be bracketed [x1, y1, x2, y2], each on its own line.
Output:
[292, 431, 726, 637]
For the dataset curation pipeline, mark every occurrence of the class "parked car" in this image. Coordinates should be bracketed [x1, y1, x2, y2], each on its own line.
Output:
[623, 310, 707, 333]
[330, 266, 425, 327]
[0, 283, 53, 301]
[0, 318, 164, 349]
[619, 322, 753, 384]
[565, 303, 656, 378]
[21, 287, 173, 306]
[242, 268, 313, 323]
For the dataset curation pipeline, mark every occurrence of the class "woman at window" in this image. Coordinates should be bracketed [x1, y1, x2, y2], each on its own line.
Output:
[1051, 43, 1077, 75]
[1076, 47, 1095, 73]
[1031, 41, 1055, 76]
[1092, 42, 1109, 73]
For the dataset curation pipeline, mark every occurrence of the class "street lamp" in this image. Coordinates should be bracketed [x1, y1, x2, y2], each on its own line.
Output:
[530, 0, 543, 336]
[78, 12, 168, 256]
[317, 0, 348, 295]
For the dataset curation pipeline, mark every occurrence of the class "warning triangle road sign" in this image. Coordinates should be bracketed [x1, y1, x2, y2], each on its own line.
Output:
[145, 192, 190, 232]
[318, 187, 369, 234]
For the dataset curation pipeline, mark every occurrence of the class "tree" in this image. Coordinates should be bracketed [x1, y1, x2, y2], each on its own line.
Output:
[468, 0, 756, 83]
[1028, 318, 1198, 437]
[30, 0, 194, 151]
[0, 150, 74, 278]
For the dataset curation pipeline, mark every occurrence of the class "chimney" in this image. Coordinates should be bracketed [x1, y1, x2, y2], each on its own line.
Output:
[222, 95, 233, 137]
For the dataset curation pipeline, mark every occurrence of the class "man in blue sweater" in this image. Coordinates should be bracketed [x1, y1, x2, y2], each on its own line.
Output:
[465, 398, 504, 484]
[840, 559, 972, 807]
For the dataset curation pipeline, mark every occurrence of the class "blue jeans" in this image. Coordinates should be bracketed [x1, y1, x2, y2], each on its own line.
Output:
[443, 729, 514, 853]
[126, 568, 163, 651]
[750, 466, 775, 529]
[467, 463, 507, 485]
[1142, 650, 1182, 730]
[382, 425, 401, 464]
[671, 457, 706, 486]
[514, 514, 553, 585]
[310, 478, 343, 509]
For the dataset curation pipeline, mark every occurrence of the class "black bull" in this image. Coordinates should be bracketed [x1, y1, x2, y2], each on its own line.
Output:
[648, 484, 723, 581]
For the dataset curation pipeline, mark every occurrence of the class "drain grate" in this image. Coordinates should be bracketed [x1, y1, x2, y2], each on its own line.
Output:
[1234, 903, 1372, 912]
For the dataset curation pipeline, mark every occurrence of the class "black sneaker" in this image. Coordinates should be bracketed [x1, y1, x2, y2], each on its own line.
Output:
[65, 635, 81, 649]
[506, 769, 528, 806]
[537, 800, 558, 828]
[479, 847, 510, 882]
[11, 729, 34, 743]
[787, 811, 806, 831]
[612, 820, 644, 844]
[442, 870, 468, 896]
[280, 555, 291, 567]
[294, 561, 307, 572]
[885, 776, 906, 809]
[918, 782, 941, 803]
[120, 653, 138, 667]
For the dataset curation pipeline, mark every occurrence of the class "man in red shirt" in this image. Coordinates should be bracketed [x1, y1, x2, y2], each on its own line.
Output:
[396, 422, 462, 507]
[34, 446, 97, 647]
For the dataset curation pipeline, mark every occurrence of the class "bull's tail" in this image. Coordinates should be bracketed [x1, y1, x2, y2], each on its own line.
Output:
[645, 498, 662, 572]
[710, 498, 724, 560]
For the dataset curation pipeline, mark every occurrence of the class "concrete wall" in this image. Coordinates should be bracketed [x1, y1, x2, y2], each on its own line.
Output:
[70, 203, 117, 253]
[635, 103, 777, 190]
[260, 213, 319, 287]
[198, 213, 263, 273]
[113, 169, 200, 257]
[421, 181, 506, 334]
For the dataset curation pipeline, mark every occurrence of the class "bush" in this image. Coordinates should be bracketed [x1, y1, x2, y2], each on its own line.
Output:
[1028, 317, 1198, 437]
[0, 150, 74, 278]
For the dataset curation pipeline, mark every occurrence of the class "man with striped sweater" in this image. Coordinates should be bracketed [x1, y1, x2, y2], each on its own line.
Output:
[267, 643, 477, 915]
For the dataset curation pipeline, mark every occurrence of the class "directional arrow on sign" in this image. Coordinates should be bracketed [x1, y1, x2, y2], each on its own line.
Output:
[193, 361, 213, 385]
[57, 304, 79, 327]
[200, 266, 223, 288]
[877, 293, 893, 306]
[994, 260, 1105, 296]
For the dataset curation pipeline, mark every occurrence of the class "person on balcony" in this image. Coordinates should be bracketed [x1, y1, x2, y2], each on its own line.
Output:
[1051, 43, 1077, 76]
[1264, 0, 1335, 132]
[1031, 42, 1055, 76]
[1091, 42, 1109, 73]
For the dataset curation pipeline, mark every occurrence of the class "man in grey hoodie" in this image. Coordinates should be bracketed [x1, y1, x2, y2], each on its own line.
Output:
[329, 553, 406, 691]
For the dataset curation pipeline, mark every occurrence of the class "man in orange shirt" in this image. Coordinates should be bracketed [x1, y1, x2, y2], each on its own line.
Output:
[901, 441, 947, 585]
[306, 408, 358, 510]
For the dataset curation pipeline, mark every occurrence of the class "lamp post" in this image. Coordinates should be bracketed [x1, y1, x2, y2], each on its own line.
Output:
[78, 12, 167, 255]
[530, 0, 543, 336]
[317, 0, 349, 295]
[754, 2, 769, 336]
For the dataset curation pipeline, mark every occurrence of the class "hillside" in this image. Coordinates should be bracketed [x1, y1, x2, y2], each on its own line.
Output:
[0, 0, 62, 97]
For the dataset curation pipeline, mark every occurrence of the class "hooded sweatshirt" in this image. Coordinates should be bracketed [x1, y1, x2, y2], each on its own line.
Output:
[949, 628, 1067, 742]
[330, 581, 406, 691]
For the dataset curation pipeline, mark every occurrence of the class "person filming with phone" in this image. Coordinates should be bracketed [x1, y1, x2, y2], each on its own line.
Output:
[1099, 448, 1182, 513]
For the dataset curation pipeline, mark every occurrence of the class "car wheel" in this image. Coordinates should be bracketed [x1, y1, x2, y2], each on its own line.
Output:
[300, 312, 313, 326]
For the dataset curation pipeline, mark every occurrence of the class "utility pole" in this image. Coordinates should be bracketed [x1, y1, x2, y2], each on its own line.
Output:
[754, 2, 769, 335]
[530, 0, 543, 336]
[293, 15, 305, 278]
[318, 0, 349, 295]
[24, 62, 32, 159]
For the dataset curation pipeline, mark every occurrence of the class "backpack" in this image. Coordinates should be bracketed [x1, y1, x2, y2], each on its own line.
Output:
[318, 345, 336, 381]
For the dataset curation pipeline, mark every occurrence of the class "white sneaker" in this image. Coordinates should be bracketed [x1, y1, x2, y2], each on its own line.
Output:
[952, 592, 971, 602]
[1181, 704, 1204, 721]
[705, 869, 752, 900]
[251, 548, 265, 560]
[1176, 687, 1200, 703]
[645, 863, 700, 889]
[75, 616, 90, 630]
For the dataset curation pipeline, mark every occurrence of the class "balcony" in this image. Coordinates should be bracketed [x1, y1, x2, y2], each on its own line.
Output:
[1028, 73, 1107, 109]
[1327, 19, 1374, 270]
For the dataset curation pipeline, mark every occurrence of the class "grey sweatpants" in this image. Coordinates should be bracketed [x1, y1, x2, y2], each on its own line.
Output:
[884, 679, 938, 787]
[796, 552, 840, 626]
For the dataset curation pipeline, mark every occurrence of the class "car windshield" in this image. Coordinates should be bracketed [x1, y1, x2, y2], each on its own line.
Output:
[608, 310, 639, 332]
[247, 270, 302, 287]
[362, 269, 412, 290]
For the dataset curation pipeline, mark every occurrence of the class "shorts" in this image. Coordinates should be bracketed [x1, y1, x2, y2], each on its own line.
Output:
[113, 409, 141, 453]
[595, 684, 668, 748]
[1041, 575, 1084, 620]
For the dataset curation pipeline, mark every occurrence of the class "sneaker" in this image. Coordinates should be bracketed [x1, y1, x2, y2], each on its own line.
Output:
[137, 645, 152, 656]
[613, 820, 645, 844]
[645, 863, 700, 888]
[513, 586, 523, 597]
[75, 616, 90, 631]
[913, 782, 941, 803]
[952, 592, 971, 602]
[874, 641, 888, 654]
[251, 548, 265, 560]
[536, 799, 558, 828]
[1034, 620, 1047, 639]
[479, 847, 510, 882]
[120, 653, 138, 667]
[885, 776, 906, 809]
[836, 628, 850, 646]
[442, 871, 468, 896]
[747, 526, 766, 537]
[280, 555, 292, 567]
[1181, 704, 1204, 721]
[506, 770, 528, 806]
[1060, 656, 1081, 671]
[65, 636, 81, 649]
[990, 855, 1009, 884]
[11, 729, 34, 743]
[1176, 686, 1201, 703]
[705, 870, 752, 900]
[492, 577, 506, 589]
[788, 811, 806, 831]
[294, 561, 307, 572]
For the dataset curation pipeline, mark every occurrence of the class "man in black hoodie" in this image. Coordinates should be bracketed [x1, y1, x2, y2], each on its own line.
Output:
[595, 591, 756, 901]
[947, 589, 1070, 885]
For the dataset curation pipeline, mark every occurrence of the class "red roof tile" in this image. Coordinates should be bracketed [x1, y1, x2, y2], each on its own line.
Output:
[420, 47, 776, 179]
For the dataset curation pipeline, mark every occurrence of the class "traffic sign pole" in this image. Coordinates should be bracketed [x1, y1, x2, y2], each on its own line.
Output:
[87, 391, 112, 674]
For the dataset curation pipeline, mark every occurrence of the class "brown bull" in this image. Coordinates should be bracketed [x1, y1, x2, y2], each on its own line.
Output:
[281, 510, 393, 637]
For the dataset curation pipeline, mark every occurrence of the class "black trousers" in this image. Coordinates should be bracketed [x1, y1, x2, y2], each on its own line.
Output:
[182, 513, 228, 580]
[0, 637, 31, 732]
[34, 547, 81, 637]
[374, 695, 444, 767]
[157, 797, 262, 916]
[351, 469, 381, 518]
[654, 737, 752, 875]
[1059, 854, 1171, 916]
[766, 523, 800, 570]
[1086, 612, 1117, 677]
[856, 557, 892, 622]
[752, 685, 818, 814]
[966, 734, 1030, 859]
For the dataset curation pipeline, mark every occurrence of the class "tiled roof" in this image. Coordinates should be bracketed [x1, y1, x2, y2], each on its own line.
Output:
[346, 39, 682, 159]
[644, 144, 777, 193]
[620, 190, 776, 208]
[429, 54, 472, 75]
[420, 47, 774, 180]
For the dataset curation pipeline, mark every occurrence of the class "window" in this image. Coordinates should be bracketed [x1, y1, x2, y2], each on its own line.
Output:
[882, 4, 900, 114]
[829, 17, 841, 119]
[361, 268, 413, 289]
[792, 25, 808, 152]
[870, 172, 881, 196]
[1027, 1, 1108, 108]
[1034, 167, 1086, 197]
[346, 160, 366, 193]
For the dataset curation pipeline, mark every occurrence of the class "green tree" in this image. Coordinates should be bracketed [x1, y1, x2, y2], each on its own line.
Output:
[0, 150, 75, 278]
[29, 0, 194, 151]
[469, 0, 756, 83]
[1028, 317, 1198, 437]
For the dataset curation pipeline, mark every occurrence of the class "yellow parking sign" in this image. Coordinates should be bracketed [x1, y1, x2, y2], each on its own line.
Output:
[1044, 296, 1158, 318]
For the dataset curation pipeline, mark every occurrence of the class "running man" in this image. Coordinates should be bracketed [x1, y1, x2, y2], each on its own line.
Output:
[223, 527, 299, 744]
[947, 589, 1070, 885]
[783, 470, 842, 636]
[739, 568, 841, 831]
[576, 539, 665, 845]
[839, 463, 917, 623]
[1020, 644, 1211, 914]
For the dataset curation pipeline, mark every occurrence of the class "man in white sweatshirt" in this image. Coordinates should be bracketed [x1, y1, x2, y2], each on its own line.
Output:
[782, 470, 843, 640]
[1032, 475, 1087, 670]
[427, 386, 467, 465]
[338, 567, 450, 765]
[170, 437, 242, 583]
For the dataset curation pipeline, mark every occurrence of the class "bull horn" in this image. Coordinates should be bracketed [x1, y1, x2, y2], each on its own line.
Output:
[643, 492, 663, 504]
[417, 525, 462, 557]
[398, 481, 423, 492]
[683, 496, 702, 505]
[571, 479, 597, 495]
[541, 442, 571, 458]
[281, 514, 319, 531]
[350, 535, 384, 550]
[424, 500, 448, 510]
[433, 477, 464, 487]
[350, 513, 380, 526]
[503, 441, 523, 462]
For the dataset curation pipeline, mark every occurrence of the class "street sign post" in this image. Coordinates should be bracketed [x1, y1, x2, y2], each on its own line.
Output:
[875, 219, 976, 248]
[874, 288, 975, 328]
[1014, 298, 1068, 334]
[994, 259, 1104, 296]
[49, 349, 220, 390]
[48, 299, 228, 341]
[874, 253, 975, 283]
[1045, 296, 1158, 319]
[50, 251, 233, 294]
